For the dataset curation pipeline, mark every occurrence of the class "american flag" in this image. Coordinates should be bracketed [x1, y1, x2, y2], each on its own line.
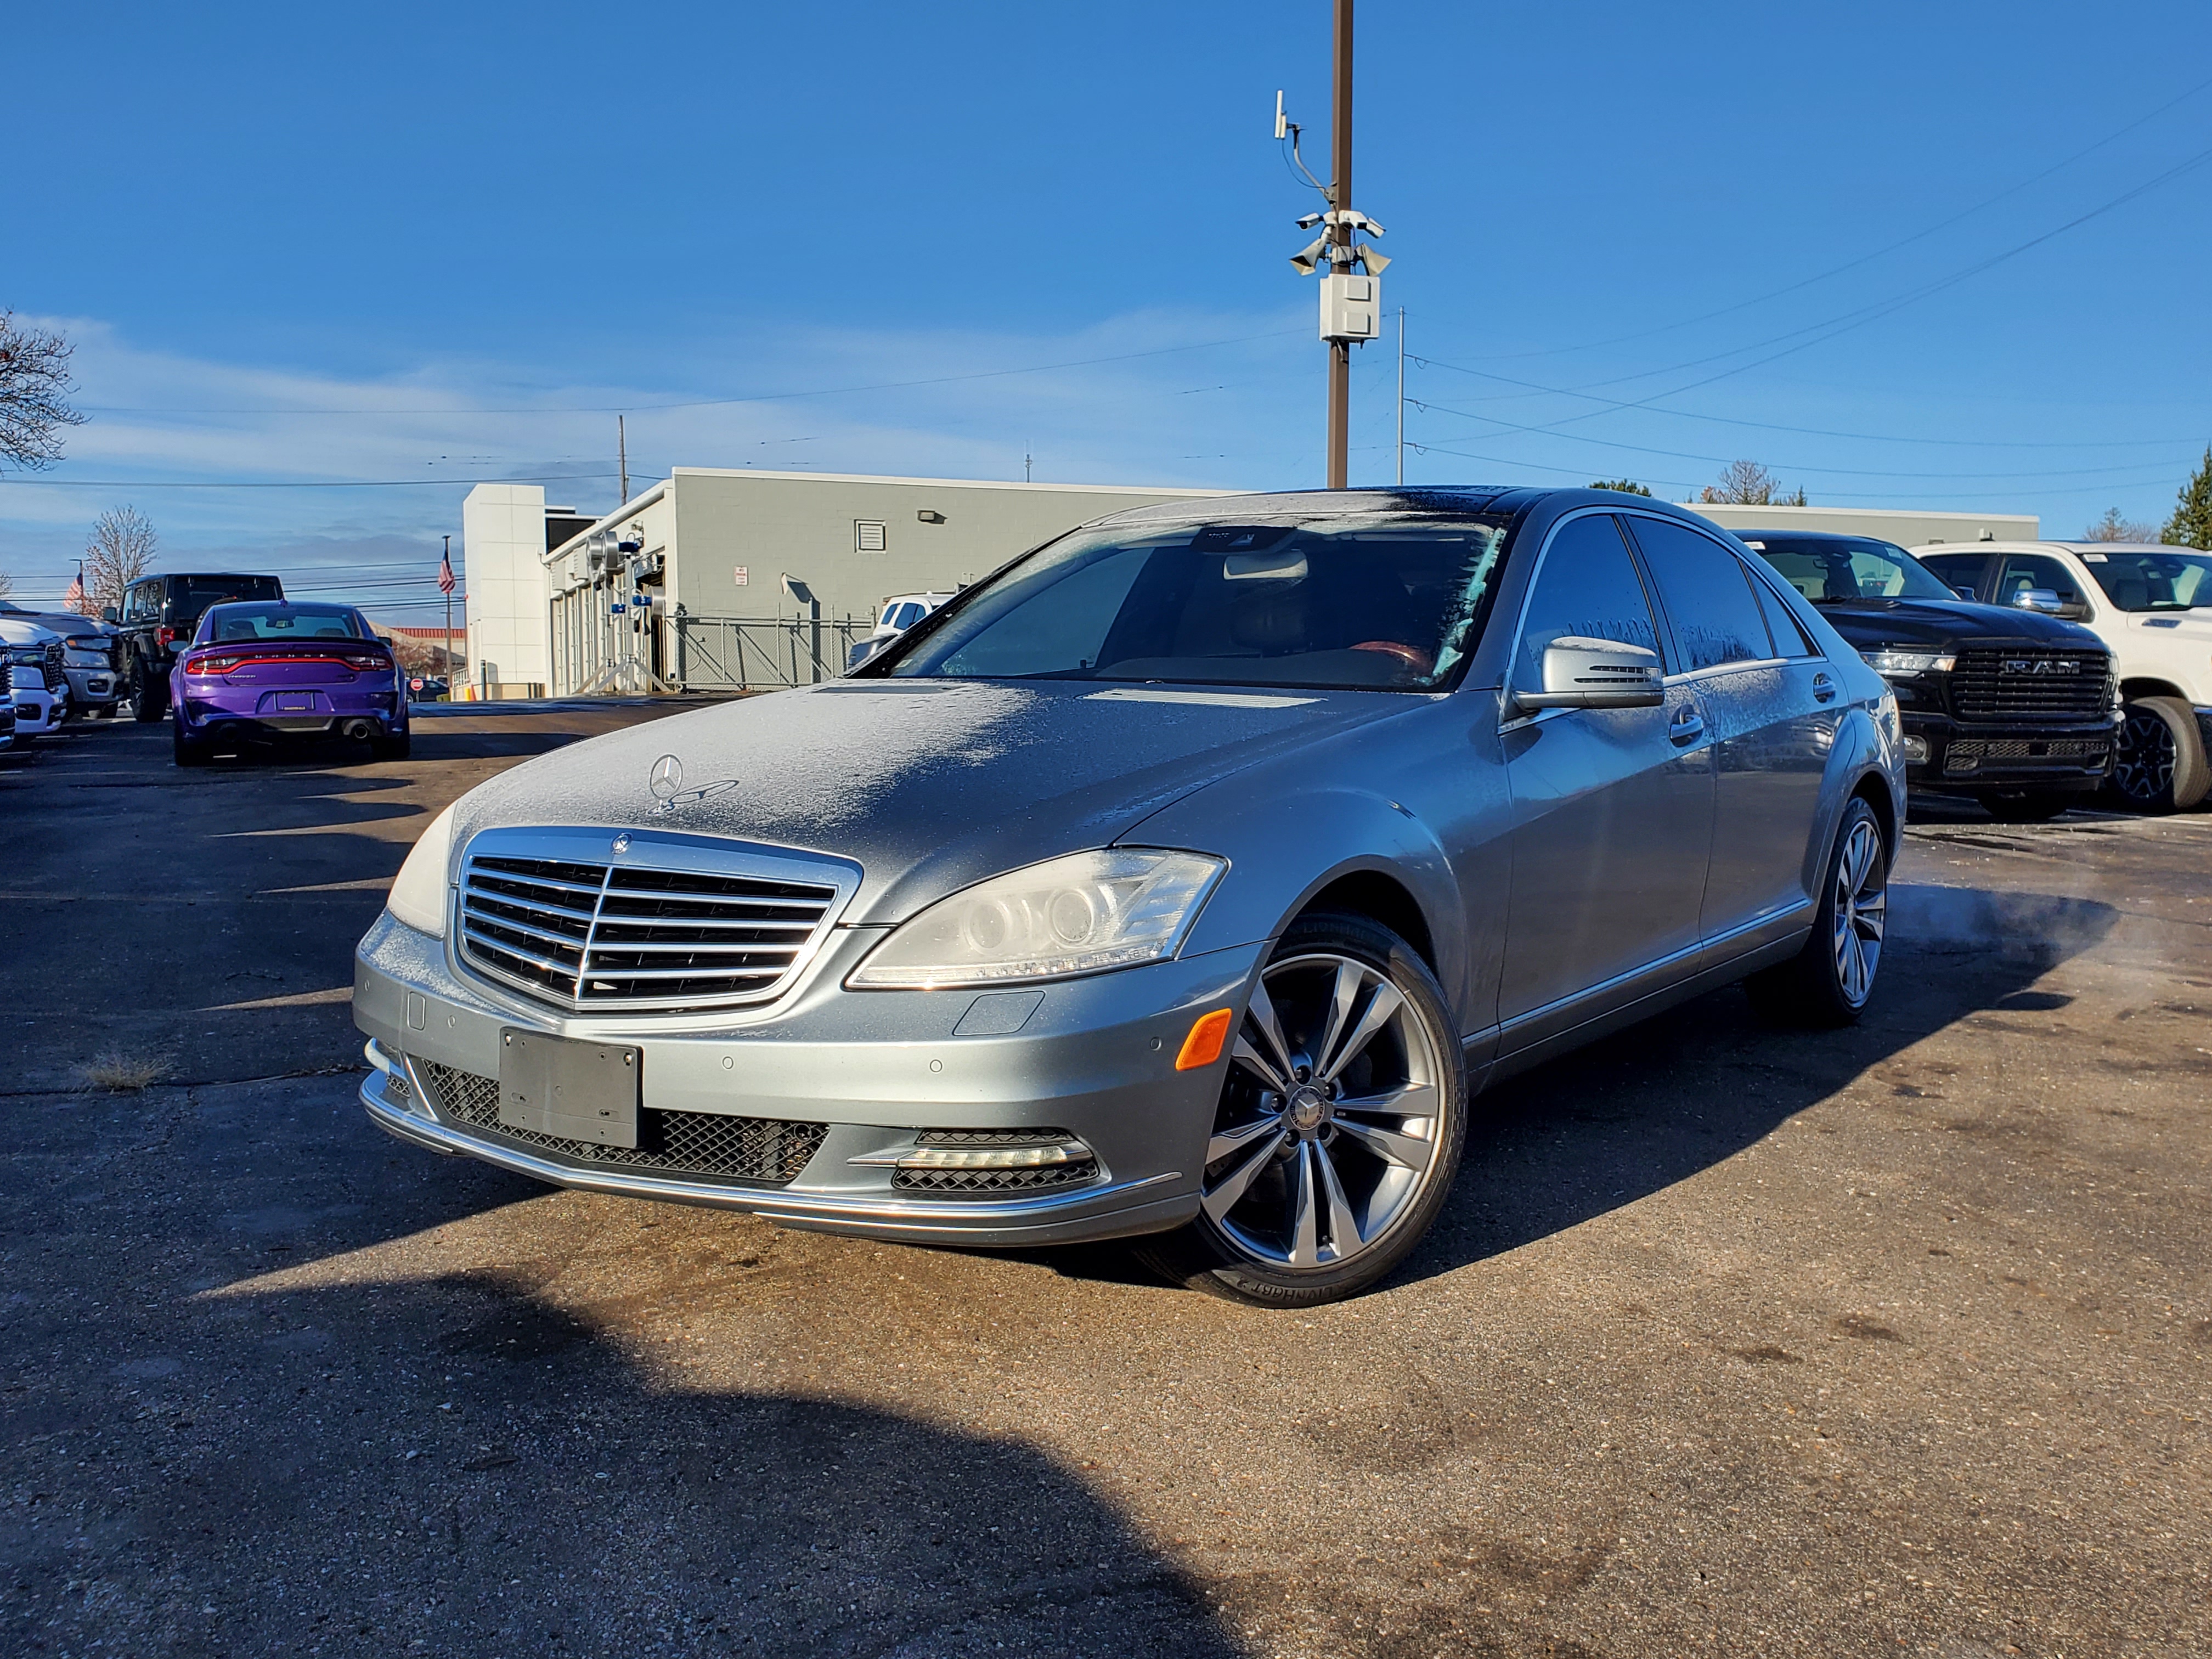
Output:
[64, 569, 88, 614]
[437, 551, 456, 595]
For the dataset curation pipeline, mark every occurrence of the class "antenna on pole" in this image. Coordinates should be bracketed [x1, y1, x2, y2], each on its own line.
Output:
[617, 415, 629, 507]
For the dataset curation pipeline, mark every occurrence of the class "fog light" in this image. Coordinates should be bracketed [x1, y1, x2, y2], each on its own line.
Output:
[1903, 735, 1929, 763]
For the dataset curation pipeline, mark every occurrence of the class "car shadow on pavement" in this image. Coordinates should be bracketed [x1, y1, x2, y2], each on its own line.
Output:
[1394, 884, 2120, 1288]
[8, 1173, 1246, 1656]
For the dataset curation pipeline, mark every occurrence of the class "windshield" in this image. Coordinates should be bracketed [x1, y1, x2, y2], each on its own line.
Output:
[2079, 548, 2212, 611]
[201, 603, 366, 642]
[885, 517, 1513, 692]
[1743, 535, 1956, 603]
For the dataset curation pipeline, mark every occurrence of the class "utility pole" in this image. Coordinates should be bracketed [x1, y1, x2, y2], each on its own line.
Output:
[1395, 306, 1406, 487]
[617, 415, 629, 506]
[1327, 0, 1353, 489]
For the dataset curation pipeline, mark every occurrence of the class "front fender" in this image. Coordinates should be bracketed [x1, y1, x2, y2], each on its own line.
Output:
[1810, 697, 1906, 889]
[1126, 783, 1468, 1015]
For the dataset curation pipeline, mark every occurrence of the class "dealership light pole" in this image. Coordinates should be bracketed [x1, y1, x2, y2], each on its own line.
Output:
[1280, 0, 1385, 490]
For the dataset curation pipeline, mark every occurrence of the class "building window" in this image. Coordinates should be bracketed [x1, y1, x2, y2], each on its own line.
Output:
[855, 520, 889, 554]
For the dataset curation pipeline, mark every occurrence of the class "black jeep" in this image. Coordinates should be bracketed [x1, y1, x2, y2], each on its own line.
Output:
[1737, 530, 2119, 821]
[115, 572, 286, 720]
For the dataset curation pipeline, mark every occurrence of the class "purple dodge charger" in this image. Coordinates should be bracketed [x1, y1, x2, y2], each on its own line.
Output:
[170, 601, 410, 765]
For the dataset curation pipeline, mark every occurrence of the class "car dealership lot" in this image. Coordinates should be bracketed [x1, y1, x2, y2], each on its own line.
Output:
[3, 711, 2208, 1657]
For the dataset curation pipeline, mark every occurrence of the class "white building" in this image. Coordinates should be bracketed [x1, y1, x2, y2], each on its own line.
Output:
[1682, 503, 2038, 546]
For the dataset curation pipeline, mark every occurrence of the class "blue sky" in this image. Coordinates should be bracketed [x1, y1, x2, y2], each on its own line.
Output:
[5, 0, 2211, 611]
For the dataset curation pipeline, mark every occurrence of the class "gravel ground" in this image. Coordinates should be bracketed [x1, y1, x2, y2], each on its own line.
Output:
[3, 711, 2207, 1658]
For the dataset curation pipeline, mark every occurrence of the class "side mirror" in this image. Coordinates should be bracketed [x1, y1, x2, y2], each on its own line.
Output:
[101, 606, 119, 623]
[1951, 586, 1978, 602]
[1514, 637, 1664, 713]
[2057, 600, 2093, 622]
[2012, 588, 2065, 614]
[845, 637, 887, 673]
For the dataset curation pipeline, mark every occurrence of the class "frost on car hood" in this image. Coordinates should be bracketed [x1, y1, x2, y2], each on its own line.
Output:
[448, 679, 1406, 923]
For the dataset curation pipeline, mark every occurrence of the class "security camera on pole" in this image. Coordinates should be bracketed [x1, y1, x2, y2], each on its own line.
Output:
[1276, 0, 1385, 490]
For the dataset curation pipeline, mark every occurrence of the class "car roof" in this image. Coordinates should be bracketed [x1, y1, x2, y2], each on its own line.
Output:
[1084, 484, 1707, 532]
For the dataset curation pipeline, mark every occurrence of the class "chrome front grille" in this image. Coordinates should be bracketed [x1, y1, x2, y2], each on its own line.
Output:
[455, 828, 856, 1014]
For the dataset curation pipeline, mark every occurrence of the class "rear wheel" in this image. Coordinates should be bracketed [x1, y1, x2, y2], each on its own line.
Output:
[1746, 796, 1889, 1028]
[1980, 789, 2079, 824]
[2108, 696, 2210, 814]
[1134, 913, 1466, 1307]
[132, 663, 168, 722]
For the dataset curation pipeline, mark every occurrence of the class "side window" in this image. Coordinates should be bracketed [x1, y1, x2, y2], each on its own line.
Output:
[1514, 514, 1663, 689]
[1994, 554, 2086, 607]
[1751, 579, 1820, 658]
[1625, 517, 1774, 672]
[1918, 552, 1989, 598]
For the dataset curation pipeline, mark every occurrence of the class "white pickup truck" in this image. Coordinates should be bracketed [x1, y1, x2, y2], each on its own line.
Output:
[1918, 541, 2212, 812]
[0, 616, 69, 743]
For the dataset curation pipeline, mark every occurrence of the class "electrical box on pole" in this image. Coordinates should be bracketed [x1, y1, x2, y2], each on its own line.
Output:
[1320, 271, 1380, 342]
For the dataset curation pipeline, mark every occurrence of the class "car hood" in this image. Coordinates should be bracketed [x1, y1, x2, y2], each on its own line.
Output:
[0, 619, 63, 647]
[1809, 599, 2100, 651]
[447, 679, 1420, 923]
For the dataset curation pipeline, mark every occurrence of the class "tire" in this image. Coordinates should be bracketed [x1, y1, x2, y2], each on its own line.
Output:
[371, 732, 412, 761]
[1980, 789, 2080, 824]
[172, 718, 211, 768]
[1133, 912, 1468, 1308]
[1745, 795, 1889, 1028]
[2107, 696, 2210, 815]
[132, 663, 168, 722]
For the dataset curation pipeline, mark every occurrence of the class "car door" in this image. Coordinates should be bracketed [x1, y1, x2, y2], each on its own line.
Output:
[1624, 515, 1838, 955]
[1498, 512, 1715, 1051]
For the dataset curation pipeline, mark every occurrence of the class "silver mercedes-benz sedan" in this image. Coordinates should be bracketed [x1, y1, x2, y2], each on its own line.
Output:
[354, 488, 1903, 1306]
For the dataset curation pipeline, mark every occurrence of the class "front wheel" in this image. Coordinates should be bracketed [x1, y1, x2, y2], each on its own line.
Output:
[2108, 697, 2210, 814]
[1745, 795, 1889, 1028]
[1134, 913, 1467, 1307]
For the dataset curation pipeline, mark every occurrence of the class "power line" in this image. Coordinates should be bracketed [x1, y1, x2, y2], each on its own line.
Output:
[0, 471, 622, 490]
[1453, 72, 2212, 365]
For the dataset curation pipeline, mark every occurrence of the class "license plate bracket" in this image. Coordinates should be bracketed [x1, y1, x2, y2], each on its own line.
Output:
[499, 1030, 640, 1149]
[276, 693, 315, 712]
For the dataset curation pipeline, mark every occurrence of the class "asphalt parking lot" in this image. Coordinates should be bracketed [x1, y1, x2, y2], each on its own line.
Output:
[3, 708, 2208, 1658]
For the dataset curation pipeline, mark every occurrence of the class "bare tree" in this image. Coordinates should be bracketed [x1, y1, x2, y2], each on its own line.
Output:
[84, 506, 158, 612]
[387, 633, 446, 676]
[1700, 460, 1807, 507]
[0, 568, 14, 600]
[0, 312, 87, 471]
[2082, 506, 2158, 543]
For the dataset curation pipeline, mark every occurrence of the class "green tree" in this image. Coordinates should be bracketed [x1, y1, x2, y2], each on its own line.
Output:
[2161, 447, 2212, 550]
[1589, 478, 1652, 496]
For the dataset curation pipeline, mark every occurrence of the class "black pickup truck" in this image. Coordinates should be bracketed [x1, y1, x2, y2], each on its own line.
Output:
[1737, 530, 2120, 822]
[116, 572, 285, 720]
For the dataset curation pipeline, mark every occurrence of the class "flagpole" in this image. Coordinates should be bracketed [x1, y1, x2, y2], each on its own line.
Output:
[442, 535, 453, 694]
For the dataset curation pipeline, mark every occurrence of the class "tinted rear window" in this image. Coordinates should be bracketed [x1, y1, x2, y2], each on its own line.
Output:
[171, 575, 284, 621]
[202, 603, 365, 641]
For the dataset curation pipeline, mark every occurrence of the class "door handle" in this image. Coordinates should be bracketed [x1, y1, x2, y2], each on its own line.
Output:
[1668, 706, 1705, 746]
[1812, 671, 1837, 704]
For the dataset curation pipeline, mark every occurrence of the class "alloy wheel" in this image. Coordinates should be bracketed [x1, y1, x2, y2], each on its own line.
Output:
[1198, 951, 1447, 1272]
[1831, 817, 1887, 1007]
[2113, 707, 2176, 804]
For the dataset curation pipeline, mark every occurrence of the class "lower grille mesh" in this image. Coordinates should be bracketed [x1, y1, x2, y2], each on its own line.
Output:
[417, 1060, 825, 1187]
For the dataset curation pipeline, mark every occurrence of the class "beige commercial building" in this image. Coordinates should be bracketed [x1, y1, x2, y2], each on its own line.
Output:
[1681, 502, 2039, 546]
[469, 470, 1220, 697]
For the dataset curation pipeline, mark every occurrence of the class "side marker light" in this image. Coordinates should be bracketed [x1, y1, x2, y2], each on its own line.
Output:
[1175, 1008, 1234, 1071]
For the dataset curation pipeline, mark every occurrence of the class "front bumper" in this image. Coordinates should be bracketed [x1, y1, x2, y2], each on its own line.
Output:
[62, 665, 116, 706]
[353, 911, 1261, 1247]
[10, 689, 63, 736]
[1900, 709, 2118, 792]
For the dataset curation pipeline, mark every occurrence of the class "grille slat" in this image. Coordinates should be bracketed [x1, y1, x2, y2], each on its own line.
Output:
[458, 847, 842, 1013]
[419, 1060, 825, 1186]
[1948, 647, 2111, 721]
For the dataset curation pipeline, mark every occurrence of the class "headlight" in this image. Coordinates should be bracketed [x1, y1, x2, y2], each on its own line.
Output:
[1861, 650, 1955, 676]
[848, 848, 1226, 989]
[386, 803, 458, 937]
